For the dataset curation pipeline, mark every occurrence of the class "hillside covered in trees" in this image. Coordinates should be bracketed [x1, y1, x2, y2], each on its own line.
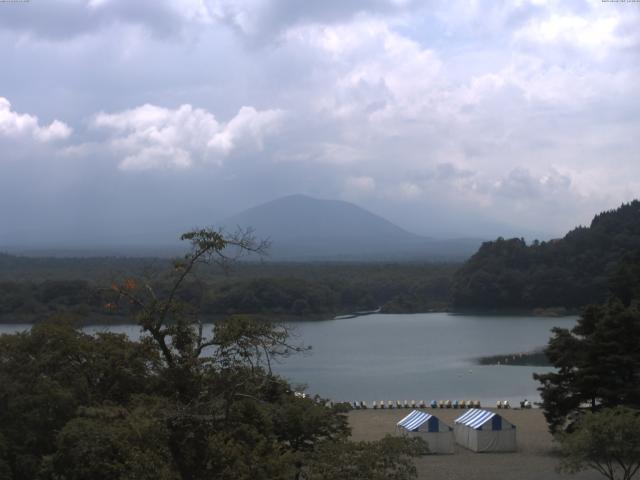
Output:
[0, 259, 455, 323]
[452, 201, 640, 310]
[4, 201, 640, 320]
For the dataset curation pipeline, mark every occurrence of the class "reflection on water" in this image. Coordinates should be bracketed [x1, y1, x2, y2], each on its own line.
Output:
[0, 313, 577, 405]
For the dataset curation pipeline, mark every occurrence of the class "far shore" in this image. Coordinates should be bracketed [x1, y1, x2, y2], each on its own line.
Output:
[0, 307, 581, 327]
[476, 349, 550, 366]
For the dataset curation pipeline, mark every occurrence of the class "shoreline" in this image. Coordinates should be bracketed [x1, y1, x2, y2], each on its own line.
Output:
[0, 306, 581, 326]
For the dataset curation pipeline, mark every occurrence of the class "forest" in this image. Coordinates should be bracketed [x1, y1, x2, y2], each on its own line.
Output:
[451, 201, 640, 310]
[3, 201, 640, 322]
[0, 257, 455, 323]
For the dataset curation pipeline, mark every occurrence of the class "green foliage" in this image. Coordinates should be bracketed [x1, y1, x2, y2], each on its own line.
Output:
[609, 251, 640, 308]
[0, 432, 11, 480]
[0, 229, 428, 480]
[0, 280, 94, 319]
[534, 299, 640, 433]
[453, 201, 640, 309]
[557, 407, 640, 480]
[0, 319, 159, 480]
[0, 261, 457, 323]
[43, 403, 177, 480]
[204, 277, 342, 317]
[304, 436, 429, 480]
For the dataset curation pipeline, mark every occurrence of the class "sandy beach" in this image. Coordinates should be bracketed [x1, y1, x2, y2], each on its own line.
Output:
[348, 408, 601, 480]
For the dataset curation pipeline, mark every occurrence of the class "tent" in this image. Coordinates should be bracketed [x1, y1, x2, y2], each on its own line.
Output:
[396, 410, 454, 454]
[454, 409, 516, 452]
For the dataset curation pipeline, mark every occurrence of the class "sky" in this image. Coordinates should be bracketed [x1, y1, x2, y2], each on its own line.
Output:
[0, 0, 639, 247]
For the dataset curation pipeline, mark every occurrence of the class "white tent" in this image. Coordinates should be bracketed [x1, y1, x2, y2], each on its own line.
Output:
[397, 410, 454, 454]
[454, 409, 516, 452]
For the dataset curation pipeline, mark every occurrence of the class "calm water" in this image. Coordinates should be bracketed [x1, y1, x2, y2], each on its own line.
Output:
[0, 313, 577, 405]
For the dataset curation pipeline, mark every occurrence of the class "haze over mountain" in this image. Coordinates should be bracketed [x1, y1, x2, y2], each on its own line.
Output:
[1, 192, 548, 260]
[1, 1, 637, 259]
[222, 194, 483, 261]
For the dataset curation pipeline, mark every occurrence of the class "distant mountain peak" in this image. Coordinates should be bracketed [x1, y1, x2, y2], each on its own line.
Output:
[220, 194, 480, 261]
[243, 194, 377, 213]
[223, 194, 417, 241]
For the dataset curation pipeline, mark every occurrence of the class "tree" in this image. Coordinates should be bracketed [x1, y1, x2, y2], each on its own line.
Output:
[0, 318, 158, 480]
[1, 228, 428, 480]
[557, 406, 640, 480]
[303, 436, 428, 480]
[104, 228, 426, 480]
[609, 252, 640, 308]
[107, 228, 270, 392]
[42, 402, 177, 480]
[0, 432, 11, 480]
[534, 300, 640, 433]
[452, 201, 640, 311]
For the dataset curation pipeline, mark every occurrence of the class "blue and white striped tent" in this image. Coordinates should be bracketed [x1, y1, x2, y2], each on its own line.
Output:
[397, 410, 454, 454]
[454, 409, 516, 452]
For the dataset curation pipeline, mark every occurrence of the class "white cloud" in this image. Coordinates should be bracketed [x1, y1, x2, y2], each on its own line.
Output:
[207, 0, 413, 42]
[493, 167, 572, 200]
[514, 11, 636, 57]
[261, 6, 640, 234]
[208, 106, 283, 155]
[345, 175, 376, 193]
[467, 54, 627, 108]
[393, 181, 422, 200]
[0, 97, 72, 142]
[92, 103, 283, 170]
[0, 0, 219, 42]
[289, 20, 444, 123]
[87, 0, 111, 8]
[275, 141, 366, 165]
[1, 0, 639, 241]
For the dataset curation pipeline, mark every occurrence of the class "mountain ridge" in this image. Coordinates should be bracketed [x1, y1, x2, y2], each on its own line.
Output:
[223, 194, 421, 240]
[221, 194, 481, 261]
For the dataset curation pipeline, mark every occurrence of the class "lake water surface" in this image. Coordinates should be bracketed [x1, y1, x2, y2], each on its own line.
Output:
[0, 313, 577, 405]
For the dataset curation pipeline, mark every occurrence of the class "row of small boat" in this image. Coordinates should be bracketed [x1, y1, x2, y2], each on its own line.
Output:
[320, 399, 533, 409]
[495, 400, 532, 408]
[339, 400, 483, 410]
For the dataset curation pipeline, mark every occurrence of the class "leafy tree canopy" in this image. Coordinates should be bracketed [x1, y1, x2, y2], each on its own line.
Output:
[453, 200, 640, 310]
[557, 406, 640, 480]
[535, 246, 640, 434]
[0, 228, 427, 480]
[534, 299, 640, 433]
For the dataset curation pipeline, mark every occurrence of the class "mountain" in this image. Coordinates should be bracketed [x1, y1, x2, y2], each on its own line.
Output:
[452, 200, 640, 310]
[221, 194, 482, 261]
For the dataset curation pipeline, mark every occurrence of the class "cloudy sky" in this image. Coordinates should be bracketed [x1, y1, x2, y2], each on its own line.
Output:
[1, 0, 639, 247]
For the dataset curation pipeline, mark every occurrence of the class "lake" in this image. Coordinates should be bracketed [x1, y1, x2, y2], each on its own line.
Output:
[0, 313, 577, 405]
